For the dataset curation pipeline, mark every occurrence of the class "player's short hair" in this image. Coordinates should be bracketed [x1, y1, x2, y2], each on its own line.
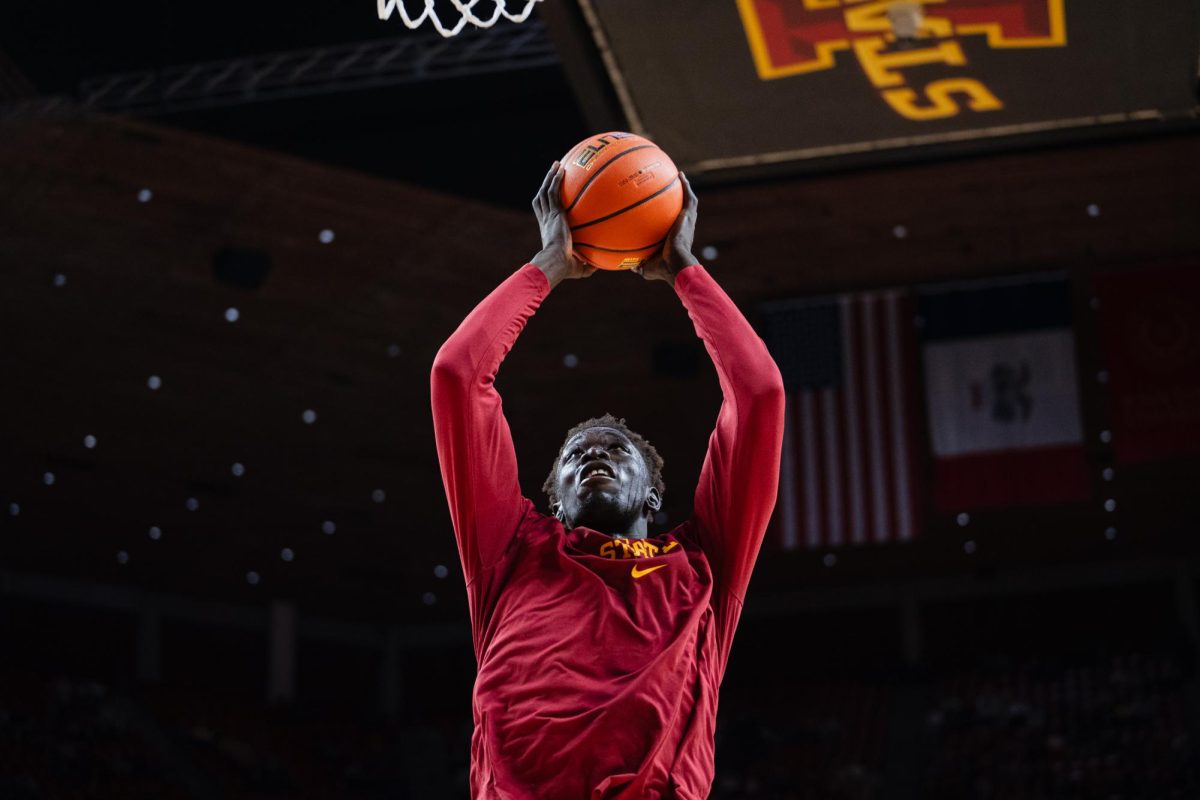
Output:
[543, 413, 665, 509]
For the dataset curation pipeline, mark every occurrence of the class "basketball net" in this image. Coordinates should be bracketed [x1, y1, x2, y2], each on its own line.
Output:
[377, 0, 544, 37]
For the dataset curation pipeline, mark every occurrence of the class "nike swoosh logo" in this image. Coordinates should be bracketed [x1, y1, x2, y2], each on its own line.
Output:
[631, 563, 667, 579]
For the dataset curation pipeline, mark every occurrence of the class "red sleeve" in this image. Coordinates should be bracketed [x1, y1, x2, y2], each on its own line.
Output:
[675, 264, 786, 603]
[431, 264, 550, 587]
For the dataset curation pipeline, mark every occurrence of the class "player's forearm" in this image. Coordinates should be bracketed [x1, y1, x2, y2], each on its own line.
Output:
[675, 265, 785, 411]
[430, 265, 549, 573]
[681, 264, 784, 601]
[431, 265, 549, 454]
[431, 265, 550, 391]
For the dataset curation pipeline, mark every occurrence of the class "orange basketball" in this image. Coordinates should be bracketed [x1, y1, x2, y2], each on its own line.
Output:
[559, 132, 682, 271]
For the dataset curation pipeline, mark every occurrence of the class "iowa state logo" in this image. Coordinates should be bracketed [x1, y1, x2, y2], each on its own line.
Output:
[737, 0, 1066, 121]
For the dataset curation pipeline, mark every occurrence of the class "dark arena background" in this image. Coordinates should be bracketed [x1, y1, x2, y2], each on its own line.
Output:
[3, 1, 1200, 798]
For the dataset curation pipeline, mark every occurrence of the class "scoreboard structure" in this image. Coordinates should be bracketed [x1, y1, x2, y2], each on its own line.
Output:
[542, 0, 1200, 180]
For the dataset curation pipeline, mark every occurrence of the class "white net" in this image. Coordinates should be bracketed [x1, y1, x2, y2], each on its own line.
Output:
[377, 0, 544, 37]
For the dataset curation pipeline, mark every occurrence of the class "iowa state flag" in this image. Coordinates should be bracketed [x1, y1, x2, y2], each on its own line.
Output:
[918, 274, 1088, 512]
[761, 290, 924, 550]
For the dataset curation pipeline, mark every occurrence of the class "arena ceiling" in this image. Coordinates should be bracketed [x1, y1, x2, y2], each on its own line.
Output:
[0, 0, 591, 208]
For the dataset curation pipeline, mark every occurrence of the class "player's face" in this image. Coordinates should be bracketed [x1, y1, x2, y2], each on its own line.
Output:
[554, 427, 657, 532]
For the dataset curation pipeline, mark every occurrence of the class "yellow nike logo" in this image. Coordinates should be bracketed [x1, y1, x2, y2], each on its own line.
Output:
[631, 563, 667, 579]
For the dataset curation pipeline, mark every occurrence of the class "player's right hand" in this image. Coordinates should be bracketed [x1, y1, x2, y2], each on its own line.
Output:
[531, 161, 595, 288]
[635, 172, 698, 288]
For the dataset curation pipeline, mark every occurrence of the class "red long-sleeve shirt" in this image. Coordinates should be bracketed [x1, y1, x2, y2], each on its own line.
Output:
[431, 263, 785, 799]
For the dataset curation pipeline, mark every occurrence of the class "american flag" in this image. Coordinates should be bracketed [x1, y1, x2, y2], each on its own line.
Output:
[761, 290, 924, 550]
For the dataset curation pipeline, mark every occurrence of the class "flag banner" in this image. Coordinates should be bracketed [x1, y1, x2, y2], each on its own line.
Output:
[1093, 263, 1200, 464]
[761, 290, 923, 550]
[918, 274, 1087, 511]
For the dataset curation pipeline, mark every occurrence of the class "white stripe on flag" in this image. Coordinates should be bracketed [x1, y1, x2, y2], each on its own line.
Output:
[840, 296, 866, 546]
[862, 294, 889, 544]
[885, 293, 913, 541]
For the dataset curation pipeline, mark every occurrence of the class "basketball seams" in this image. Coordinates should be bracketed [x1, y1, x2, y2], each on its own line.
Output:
[569, 176, 681, 232]
[574, 236, 667, 253]
[563, 144, 656, 213]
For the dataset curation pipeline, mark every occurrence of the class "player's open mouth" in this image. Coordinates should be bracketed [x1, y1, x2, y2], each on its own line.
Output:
[579, 463, 615, 485]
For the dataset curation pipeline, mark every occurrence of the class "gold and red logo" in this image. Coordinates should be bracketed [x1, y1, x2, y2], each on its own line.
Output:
[737, 0, 1066, 120]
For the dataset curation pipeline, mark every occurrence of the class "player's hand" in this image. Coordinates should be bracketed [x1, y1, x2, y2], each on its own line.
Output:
[635, 171, 698, 287]
[531, 161, 595, 288]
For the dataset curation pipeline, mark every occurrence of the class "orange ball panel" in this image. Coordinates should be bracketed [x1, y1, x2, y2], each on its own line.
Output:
[570, 181, 682, 270]
[574, 242, 662, 271]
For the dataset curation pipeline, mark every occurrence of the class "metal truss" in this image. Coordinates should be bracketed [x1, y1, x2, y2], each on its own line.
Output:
[0, 96, 78, 119]
[76, 20, 557, 115]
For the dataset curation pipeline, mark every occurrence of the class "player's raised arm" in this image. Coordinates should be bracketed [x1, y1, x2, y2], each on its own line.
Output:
[637, 174, 786, 603]
[430, 163, 592, 586]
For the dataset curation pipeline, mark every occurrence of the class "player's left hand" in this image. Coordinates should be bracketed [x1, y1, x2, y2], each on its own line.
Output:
[531, 161, 595, 288]
[635, 171, 698, 286]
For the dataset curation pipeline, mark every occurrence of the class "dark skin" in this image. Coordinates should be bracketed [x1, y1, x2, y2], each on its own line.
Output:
[531, 161, 699, 538]
[551, 426, 661, 538]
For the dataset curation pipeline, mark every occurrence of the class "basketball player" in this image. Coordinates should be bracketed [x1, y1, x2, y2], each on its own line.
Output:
[431, 162, 785, 798]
